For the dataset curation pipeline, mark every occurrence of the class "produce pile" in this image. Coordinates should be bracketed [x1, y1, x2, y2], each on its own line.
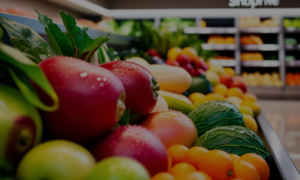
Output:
[243, 72, 283, 87]
[286, 72, 300, 86]
[207, 36, 235, 44]
[0, 10, 270, 180]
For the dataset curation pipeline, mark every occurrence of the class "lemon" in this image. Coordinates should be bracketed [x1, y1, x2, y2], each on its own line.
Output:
[228, 87, 244, 99]
[189, 93, 207, 107]
[239, 106, 254, 117]
[213, 84, 228, 97]
[206, 93, 225, 101]
[223, 67, 235, 77]
[167, 47, 182, 60]
[241, 101, 261, 117]
[243, 93, 257, 102]
[243, 114, 258, 133]
[225, 96, 242, 108]
[206, 71, 220, 87]
[209, 65, 224, 75]
[182, 47, 198, 61]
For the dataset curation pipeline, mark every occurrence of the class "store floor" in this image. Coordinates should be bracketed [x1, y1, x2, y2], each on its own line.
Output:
[259, 100, 300, 171]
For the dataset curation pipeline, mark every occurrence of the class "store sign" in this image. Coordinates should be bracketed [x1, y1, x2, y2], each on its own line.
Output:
[229, 0, 280, 9]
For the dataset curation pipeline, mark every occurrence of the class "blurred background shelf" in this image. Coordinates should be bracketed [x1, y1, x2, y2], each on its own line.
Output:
[209, 60, 236, 67]
[284, 28, 300, 33]
[242, 44, 280, 51]
[286, 61, 300, 67]
[242, 60, 281, 67]
[184, 27, 237, 34]
[240, 27, 281, 33]
[202, 44, 236, 50]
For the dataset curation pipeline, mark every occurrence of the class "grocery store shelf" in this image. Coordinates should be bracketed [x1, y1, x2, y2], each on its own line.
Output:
[242, 44, 279, 51]
[285, 45, 300, 50]
[209, 60, 236, 67]
[284, 27, 300, 33]
[286, 61, 300, 67]
[0, 13, 133, 47]
[240, 27, 281, 33]
[202, 44, 236, 50]
[184, 27, 237, 34]
[242, 60, 281, 67]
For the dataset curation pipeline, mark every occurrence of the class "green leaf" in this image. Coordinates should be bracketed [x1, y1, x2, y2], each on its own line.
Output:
[97, 45, 109, 64]
[35, 10, 74, 56]
[0, 39, 59, 111]
[0, 16, 56, 63]
[118, 109, 131, 125]
[81, 36, 110, 62]
[129, 111, 141, 124]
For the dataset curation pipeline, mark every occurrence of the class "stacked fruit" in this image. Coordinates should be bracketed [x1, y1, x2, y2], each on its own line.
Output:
[243, 72, 283, 87]
[241, 52, 264, 61]
[207, 35, 235, 44]
[213, 55, 235, 60]
[165, 47, 209, 77]
[239, 16, 280, 27]
[241, 35, 263, 45]
[286, 72, 300, 86]
[1, 9, 271, 180]
[151, 145, 270, 180]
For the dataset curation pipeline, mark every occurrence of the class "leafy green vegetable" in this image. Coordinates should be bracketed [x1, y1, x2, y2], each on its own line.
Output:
[195, 126, 271, 161]
[0, 27, 59, 111]
[0, 16, 56, 63]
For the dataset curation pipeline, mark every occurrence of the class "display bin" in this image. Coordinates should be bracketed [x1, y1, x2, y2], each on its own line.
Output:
[1, 12, 300, 180]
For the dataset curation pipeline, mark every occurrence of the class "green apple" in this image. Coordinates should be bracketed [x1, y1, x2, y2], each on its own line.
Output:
[85, 157, 150, 180]
[16, 140, 96, 180]
[0, 84, 42, 176]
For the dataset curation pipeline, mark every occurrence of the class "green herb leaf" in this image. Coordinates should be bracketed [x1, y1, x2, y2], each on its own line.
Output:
[118, 109, 131, 125]
[35, 10, 74, 56]
[0, 36, 59, 111]
[79, 35, 109, 61]
[0, 16, 56, 63]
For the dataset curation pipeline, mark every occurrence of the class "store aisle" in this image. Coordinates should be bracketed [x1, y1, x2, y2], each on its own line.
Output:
[259, 100, 300, 171]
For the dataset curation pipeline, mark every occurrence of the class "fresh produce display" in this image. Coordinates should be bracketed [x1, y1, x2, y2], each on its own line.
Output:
[239, 16, 280, 27]
[213, 55, 235, 60]
[151, 145, 270, 180]
[188, 100, 245, 137]
[242, 71, 283, 87]
[160, 18, 195, 32]
[207, 35, 235, 44]
[284, 18, 300, 28]
[241, 35, 263, 45]
[241, 52, 264, 61]
[286, 72, 300, 86]
[195, 126, 271, 160]
[0, 8, 274, 180]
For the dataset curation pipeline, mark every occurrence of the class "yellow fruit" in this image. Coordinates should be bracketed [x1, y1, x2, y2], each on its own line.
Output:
[213, 84, 228, 97]
[224, 68, 235, 77]
[239, 106, 254, 117]
[168, 47, 182, 60]
[243, 114, 258, 133]
[189, 93, 207, 107]
[209, 65, 224, 75]
[206, 71, 220, 87]
[225, 96, 242, 108]
[201, 20, 207, 27]
[206, 93, 225, 101]
[126, 57, 150, 69]
[243, 94, 257, 102]
[151, 95, 169, 113]
[241, 102, 261, 117]
[228, 87, 244, 99]
[182, 47, 198, 62]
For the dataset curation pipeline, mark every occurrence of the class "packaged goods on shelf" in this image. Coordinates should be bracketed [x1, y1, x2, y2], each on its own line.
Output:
[239, 16, 280, 28]
[286, 72, 300, 86]
[285, 38, 298, 45]
[241, 35, 263, 45]
[241, 52, 264, 61]
[242, 72, 283, 87]
[207, 35, 235, 44]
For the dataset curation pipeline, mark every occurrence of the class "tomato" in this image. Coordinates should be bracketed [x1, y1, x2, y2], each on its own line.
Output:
[167, 145, 189, 166]
[233, 160, 260, 180]
[170, 163, 197, 177]
[152, 172, 174, 180]
[182, 147, 208, 168]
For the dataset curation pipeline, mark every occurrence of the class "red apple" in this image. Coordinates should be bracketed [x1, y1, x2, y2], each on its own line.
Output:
[229, 76, 248, 93]
[91, 125, 168, 176]
[194, 68, 206, 77]
[176, 54, 191, 66]
[165, 59, 180, 66]
[182, 63, 195, 75]
[35, 56, 126, 144]
[219, 74, 234, 88]
[193, 57, 209, 71]
[101, 61, 159, 121]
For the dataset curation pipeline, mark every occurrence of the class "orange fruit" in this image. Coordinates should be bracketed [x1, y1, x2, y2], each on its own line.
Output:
[239, 153, 270, 180]
[206, 93, 225, 101]
[198, 150, 234, 180]
[152, 172, 174, 180]
[224, 67, 235, 77]
[167, 145, 189, 166]
[228, 87, 244, 99]
[233, 160, 260, 180]
[175, 171, 213, 180]
[214, 84, 228, 97]
[229, 154, 240, 163]
[168, 47, 182, 60]
[140, 111, 198, 149]
[168, 155, 173, 172]
[182, 147, 209, 168]
[170, 163, 197, 177]
[182, 47, 198, 62]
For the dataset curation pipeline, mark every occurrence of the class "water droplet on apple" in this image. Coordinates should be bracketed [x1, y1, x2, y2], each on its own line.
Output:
[91, 85, 95, 89]
[97, 77, 102, 81]
[99, 83, 104, 87]
[80, 72, 88, 77]
[103, 78, 107, 81]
